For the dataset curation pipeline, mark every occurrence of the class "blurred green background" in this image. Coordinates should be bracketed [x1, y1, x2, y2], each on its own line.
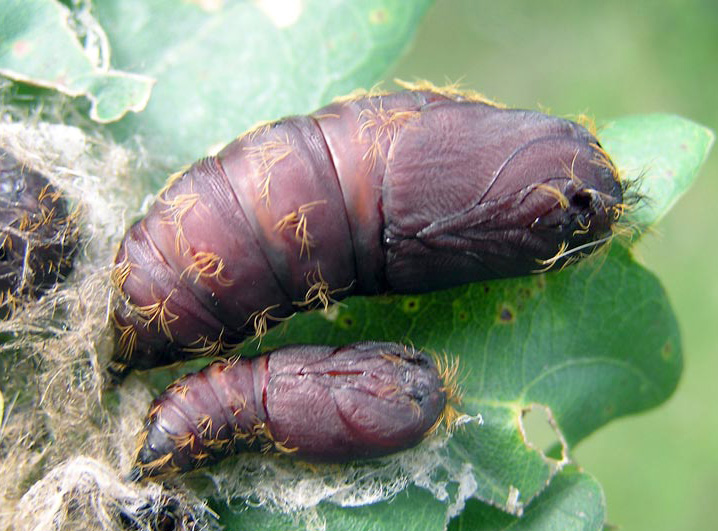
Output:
[388, 1, 716, 529]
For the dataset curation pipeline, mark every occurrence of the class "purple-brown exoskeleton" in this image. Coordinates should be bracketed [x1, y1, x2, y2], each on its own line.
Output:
[112, 83, 624, 372]
[1, 148, 78, 317]
[131, 342, 452, 478]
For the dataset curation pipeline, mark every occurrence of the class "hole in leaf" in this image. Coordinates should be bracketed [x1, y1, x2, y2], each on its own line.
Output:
[521, 405, 559, 452]
[519, 403, 569, 467]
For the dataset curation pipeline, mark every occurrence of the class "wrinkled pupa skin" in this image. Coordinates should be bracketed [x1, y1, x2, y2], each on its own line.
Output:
[112, 87, 623, 371]
[0, 148, 78, 317]
[132, 342, 447, 479]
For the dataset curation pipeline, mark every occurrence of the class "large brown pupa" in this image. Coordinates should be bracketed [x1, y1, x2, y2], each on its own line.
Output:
[131, 341, 451, 478]
[112, 85, 623, 371]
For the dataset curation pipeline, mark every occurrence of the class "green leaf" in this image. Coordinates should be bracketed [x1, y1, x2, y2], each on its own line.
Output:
[213, 485, 447, 531]
[94, 0, 433, 178]
[449, 466, 605, 531]
[599, 114, 714, 230]
[214, 468, 604, 531]
[0, 0, 154, 122]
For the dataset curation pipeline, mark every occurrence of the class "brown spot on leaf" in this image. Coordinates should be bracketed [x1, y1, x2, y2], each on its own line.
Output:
[518, 287, 533, 299]
[498, 305, 515, 323]
[369, 9, 387, 24]
[402, 297, 420, 313]
[338, 314, 355, 329]
[535, 275, 547, 290]
[662, 340, 674, 360]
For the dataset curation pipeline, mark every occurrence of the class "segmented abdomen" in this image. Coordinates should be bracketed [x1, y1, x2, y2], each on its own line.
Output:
[113, 87, 623, 371]
[132, 342, 448, 478]
[1, 148, 78, 317]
